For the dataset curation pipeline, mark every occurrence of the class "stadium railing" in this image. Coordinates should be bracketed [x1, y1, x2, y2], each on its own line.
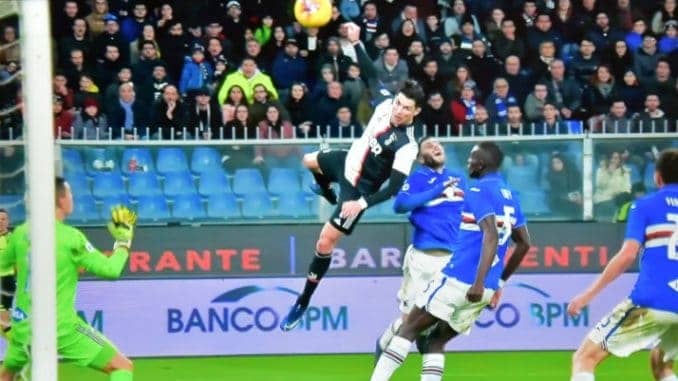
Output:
[1, 123, 676, 226]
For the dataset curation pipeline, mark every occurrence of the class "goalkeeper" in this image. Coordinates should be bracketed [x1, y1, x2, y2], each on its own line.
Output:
[0, 177, 137, 381]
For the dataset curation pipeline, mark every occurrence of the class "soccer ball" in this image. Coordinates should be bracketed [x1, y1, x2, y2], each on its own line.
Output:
[294, 0, 332, 28]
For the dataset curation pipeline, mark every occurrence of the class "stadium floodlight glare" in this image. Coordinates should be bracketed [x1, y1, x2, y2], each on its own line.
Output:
[20, 0, 58, 380]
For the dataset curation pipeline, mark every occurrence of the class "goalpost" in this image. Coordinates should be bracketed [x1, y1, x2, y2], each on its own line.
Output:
[19, 0, 58, 379]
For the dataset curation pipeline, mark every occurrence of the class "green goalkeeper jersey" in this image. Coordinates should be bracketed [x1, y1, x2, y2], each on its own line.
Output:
[0, 220, 129, 344]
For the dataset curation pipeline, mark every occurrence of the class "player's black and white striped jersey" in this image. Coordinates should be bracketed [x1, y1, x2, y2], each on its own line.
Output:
[344, 98, 418, 194]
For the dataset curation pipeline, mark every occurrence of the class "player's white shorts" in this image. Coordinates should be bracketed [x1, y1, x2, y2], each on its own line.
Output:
[415, 271, 494, 335]
[397, 245, 451, 314]
[588, 299, 678, 360]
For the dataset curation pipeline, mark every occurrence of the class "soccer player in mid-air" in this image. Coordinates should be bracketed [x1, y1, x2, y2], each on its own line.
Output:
[567, 148, 678, 381]
[280, 79, 425, 331]
[0, 177, 137, 381]
[375, 137, 466, 376]
[370, 142, 531, 381]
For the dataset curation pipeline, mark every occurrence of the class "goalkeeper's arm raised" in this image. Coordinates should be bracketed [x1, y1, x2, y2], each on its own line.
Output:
[77, 205, 137, 280]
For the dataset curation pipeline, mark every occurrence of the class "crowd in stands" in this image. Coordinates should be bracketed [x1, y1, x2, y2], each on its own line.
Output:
[1, 0, 677, 141]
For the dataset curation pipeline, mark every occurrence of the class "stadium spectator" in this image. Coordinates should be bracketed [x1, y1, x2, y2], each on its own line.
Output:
[53, 95, 74, 139]
[461, 104, 492, 136]
[262, 26, 287, 65]
[552, 0, 579, 46]
[158, 20, 190, 83]
[186, 87, 223, 140]
[405, 39, 428, 79]
[514, 0, 539, 36]
[64, 48, 90, 92]
[132, 40, 163, 86]
[205, 37, 231, 75]
[546, 152, 583, 218]
[527, 14, 563, 56]
[244, 39, 269, 73]
[615, 69, 646, 115]
[312, 81, 347, 128]
[450, 80, 477, 130]
[0, 25, 20, 65]
[609, 0, 640, 31]
[636, 93, 670, 132]
[581, 65, 618, 124]
[587, 11, 625, 52]
[272, 38, 310, 95]
[129, 23, 159, 65]
[603, 39, 634, 82]
[593, 150, 632, 218]
[58, 18, 91, 69]
[138, 62, 170, 108]
[95, 44, 124, 90]
[485, 77, 518, 124]
[484, 7, 506, 45]
[120, 1, 149, 43]
[74, 73, 101, 110]
[391, 3, 427, 42]
[249, 83, 290, 126]
[150, 84, 187, 139]
[108, 82, 148, 139]
[255, 105, 299, 168]
[499, 104, 525, 135]
[424, 14, 445, 51]
[644, 58, 676, 105]
[52, 0, 81, 39]
[222, 84, 248, 107]
[92, 14, 130, 65]
[659, 20, 678, 53]
[393, 19, 420, 58]
[224, 103, 255, 140]
[651, 0, 678, 34]
[524, 82, 553, 123]
[53, 72, 75, 111]
[465, 39, 500, 97]
[155, 2, 175, 34]
[443, 0, 480, 38]
[434, 38, 462, 82]
[492, 18, 526, 62]
[535, 102, 570, 135]
[634, 33, 662, 85]
[179, 43, 213, 97]
[544, 59, 581, 120]
[342, 63, 366, 114]
[223, 1, 247, 60]
[358, 1, 385, 43]
[529, 40, 558, 83]
[612, 181, 647, 222]
[73, 97, 108, 139]
[85, 0, 110, 39]
[417, 58, 445, 98]
[103, 65, 133, 115]
[502, 55, 531, 106]
[217, 57, 278, 105]
[626, 18, 648, 53]
[209, 55, 229, 94]
[361, 45, 408, 100]
[446, 64, 473, 100]
[420, 91, 452, 136]
[327, 106, 362, 138]
[570, 38, 600, 86]
[316, 37, 353, 82]
[254, 15, 274, 46]
[365, 31, 389, 60]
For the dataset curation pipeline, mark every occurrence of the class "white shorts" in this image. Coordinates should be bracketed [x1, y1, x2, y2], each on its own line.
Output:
[588, 299, 678, 360]
[397, 245, 451, 314]
[415, 272, 494, 335]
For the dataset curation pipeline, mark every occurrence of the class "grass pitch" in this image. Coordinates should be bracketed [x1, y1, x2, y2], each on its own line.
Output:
[58, 351, 662, 380]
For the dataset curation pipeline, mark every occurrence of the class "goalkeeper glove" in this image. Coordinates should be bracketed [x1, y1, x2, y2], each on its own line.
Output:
[107, 205, 137, 250]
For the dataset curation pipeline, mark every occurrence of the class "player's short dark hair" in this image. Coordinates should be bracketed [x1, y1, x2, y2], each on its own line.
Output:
[478, 141, 504, 169]
[141, 40, 156, 48]
[398, 79, 425, 108]
[657, 148, 678, 184]
[56, 176, 67, 200]
[417, 136, 435, 150]
[0, 208, 7, 215]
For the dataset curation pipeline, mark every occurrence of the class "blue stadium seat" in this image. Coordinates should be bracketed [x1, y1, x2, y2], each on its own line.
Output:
[6, 202, 25, 224]
[191, 147, 222, 174]
[68, 195, 101, 223]
[268, 168, 301, 195]
[100, 195, 132, 217]
[172, 194, 206, 220]
[84, 148, 119, 175]
[127, 172, 162, 198]
[505, 155, 540, 192]
[156, 148, 189, 175]
[519, 190, 551, 215]
[135, 195, 170, 222]
[121, 148, 154, 175]
[241, 192, 274, 218]
[276, 191, 312, 217]
[92, 172, 125, 199]
[232, 168, 265, 196]
[207, 193, 240, 219]
[163, 171, 196, 198]
[62, 148, 85, 175]
[65, 173, 90, 197]
[628, 163, 642, 185]
[0, 195, 22, 206]
[565, 120, 584, 134]
[644, 162, 657, 192]
[198, 170, 231, 196]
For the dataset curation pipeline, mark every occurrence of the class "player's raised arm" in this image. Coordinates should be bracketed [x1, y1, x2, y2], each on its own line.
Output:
[567, 201, 645, 316]
[75, 206, 137, 280]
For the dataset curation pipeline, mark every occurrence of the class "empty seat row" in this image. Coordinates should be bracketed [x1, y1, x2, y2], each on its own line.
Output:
[62, 147, 224, 176]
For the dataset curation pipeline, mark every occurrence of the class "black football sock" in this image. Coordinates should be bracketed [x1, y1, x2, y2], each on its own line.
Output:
[297, 252, 332, 307]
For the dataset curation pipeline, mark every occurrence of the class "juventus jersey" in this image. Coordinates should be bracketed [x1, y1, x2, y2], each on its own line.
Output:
[344, 98, 418, 194]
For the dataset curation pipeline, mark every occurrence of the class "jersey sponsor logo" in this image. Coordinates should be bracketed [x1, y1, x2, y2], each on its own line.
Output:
[384, 132, 397, 146]
[166, 286, 348, 333]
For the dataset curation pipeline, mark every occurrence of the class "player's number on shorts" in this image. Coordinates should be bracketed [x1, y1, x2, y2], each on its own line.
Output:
[668, 213, 678, 261]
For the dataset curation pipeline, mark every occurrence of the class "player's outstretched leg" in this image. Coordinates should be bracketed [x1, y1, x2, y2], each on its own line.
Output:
[418, 323, 458, 381]
[303, 152, 337, 205]
[371, 307, 438, 381]
[571, 339, 609, 381]
[281, 223, 341, 331]
[650, 348, 677, 381]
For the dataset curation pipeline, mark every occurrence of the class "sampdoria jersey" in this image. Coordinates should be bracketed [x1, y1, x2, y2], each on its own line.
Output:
[395, 166, 466, 253]
[625, 184, 678, 313]
[344, 98, 418, 194]
[0, 221, 129, 344]
[442, 173, 526, 290]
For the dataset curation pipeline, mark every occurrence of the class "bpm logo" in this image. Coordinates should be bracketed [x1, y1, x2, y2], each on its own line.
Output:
[476, 283, 589, 329]
[167, 285, 348, 333]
